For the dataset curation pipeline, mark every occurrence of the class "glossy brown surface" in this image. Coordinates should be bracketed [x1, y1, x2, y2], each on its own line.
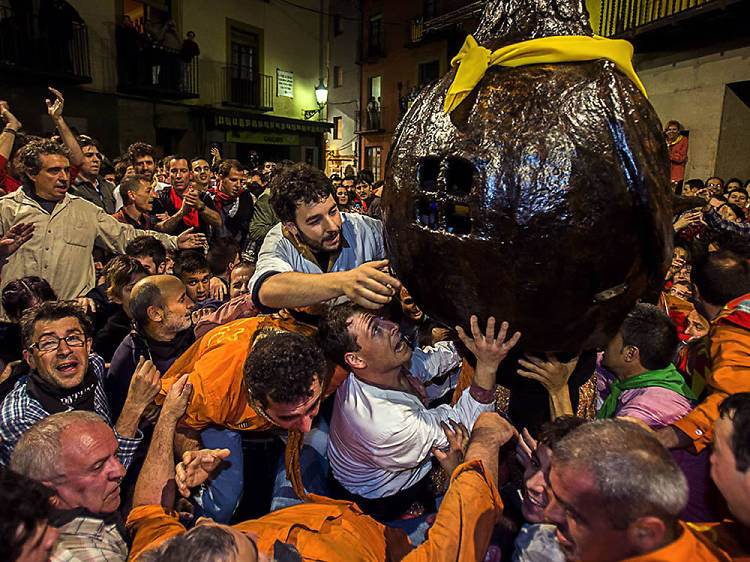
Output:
[383, 0, 673, 352]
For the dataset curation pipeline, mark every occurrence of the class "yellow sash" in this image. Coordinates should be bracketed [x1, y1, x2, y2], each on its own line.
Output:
[444, 34, 646, 114]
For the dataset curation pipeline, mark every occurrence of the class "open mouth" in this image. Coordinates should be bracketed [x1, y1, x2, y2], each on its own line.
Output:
[524, 491, 546, 509]
[56, 360, 78, 374]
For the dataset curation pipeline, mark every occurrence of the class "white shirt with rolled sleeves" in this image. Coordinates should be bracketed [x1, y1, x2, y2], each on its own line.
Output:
[247, 212, 386, 312]
[327, 341, 495, 499]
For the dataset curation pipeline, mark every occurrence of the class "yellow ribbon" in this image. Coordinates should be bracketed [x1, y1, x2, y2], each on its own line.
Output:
[444, 34, 647, 114]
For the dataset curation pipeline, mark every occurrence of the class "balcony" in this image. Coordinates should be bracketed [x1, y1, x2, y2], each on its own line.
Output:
[356, 103, 384, 134]
[597, 0, 750, 54]
[222, 66, 273, 112]
[116, 39, 199, 99]
[0, 7, 91, 83]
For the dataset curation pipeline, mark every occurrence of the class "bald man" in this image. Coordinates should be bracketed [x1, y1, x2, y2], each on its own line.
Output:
[105, 275, 196, 420]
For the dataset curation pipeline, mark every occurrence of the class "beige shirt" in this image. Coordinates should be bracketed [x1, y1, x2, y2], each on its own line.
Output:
[0, 188, 177, 313]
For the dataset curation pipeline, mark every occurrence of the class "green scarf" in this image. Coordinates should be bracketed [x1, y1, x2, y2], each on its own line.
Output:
[597, 364, 696, 420]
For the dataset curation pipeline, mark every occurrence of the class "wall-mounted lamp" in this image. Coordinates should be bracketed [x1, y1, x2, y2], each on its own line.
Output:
[304, 78, 328, 120]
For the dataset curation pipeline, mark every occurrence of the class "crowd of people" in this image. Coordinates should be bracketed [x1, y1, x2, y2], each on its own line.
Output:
[0, 89, 748, 562]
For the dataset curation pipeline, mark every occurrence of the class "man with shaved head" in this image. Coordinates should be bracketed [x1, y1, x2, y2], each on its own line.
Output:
[105, 275, 195, 420]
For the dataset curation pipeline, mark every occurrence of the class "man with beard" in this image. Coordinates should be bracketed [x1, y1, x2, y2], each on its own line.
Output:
[656, 250, 750, 453]
[106, 275, 196, 420]
[248, 163, 399, 313]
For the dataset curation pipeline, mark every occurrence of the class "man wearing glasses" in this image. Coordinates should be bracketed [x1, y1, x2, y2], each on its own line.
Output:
[0, 301, 162, 468]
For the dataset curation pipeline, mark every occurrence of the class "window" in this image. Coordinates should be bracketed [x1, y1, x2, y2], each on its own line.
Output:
[368, 75, 381, 100]
[366, 76, 382, 129]
[333, 116, 342, 140]
[418, 60, 440, 87]
[228, 25, 262, 107]
[365, 146, 382, 182]
[334, 66, 343, 88]
[368, 14, 384, 57]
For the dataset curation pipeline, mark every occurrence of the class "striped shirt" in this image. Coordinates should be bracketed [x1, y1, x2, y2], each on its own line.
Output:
[0, 354, 141, 467]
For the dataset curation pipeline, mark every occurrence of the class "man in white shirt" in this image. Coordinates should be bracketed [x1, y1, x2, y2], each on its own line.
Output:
[318, 301, 521, 521]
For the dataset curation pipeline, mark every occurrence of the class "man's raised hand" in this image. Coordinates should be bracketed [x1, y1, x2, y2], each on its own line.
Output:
[456, 315, 521, 372]
[161, 373, 192, 423]
[46, 87, 65, 120]
[0, 222, 34, 259]
[517, 353, 579, 395]
[0, 101, 22, 130]
[125, 357, 162, 411]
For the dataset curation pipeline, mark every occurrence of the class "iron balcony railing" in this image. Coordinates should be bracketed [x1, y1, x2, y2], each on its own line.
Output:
[223, 66, 273, 111]
[0, 6, 91, 82]
[599, 0, 719, 37]
[116, 39, 199, 99]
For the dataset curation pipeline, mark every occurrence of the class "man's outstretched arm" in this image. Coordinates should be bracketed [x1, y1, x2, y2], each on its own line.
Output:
[256, 259, 401, 310]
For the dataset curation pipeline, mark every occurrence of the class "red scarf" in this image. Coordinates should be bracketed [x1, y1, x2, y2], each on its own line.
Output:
[170, 187, 199, 228]
[210, 188, 237, 215]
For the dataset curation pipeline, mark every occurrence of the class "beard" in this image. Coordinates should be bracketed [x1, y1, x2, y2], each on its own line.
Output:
[296, 225, 342, 252]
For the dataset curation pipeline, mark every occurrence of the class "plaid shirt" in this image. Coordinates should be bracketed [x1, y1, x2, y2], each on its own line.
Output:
[704, 207, 750, 238]
[50, 512, 128, 562]
[0, 354, 141, 467]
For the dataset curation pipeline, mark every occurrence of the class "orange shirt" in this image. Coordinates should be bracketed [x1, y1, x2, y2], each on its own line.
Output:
[620, 521, 734, 561]
[672, 294, 750, 452]
[156, 312, 317, 431]
[127, 459, 503, 562]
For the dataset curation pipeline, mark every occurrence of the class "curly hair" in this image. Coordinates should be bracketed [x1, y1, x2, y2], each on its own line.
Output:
[317, 301, 363, 367]
[18, 138, 71, 179]
[0, 469, 54, 562]
[127, 142, 155, 162]
[269, 162, 335, 224]
[244, 331, 324, 408]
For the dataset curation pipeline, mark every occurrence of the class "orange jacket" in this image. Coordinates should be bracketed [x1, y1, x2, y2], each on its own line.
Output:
[672, 293, 750, 452]
[127, 459, 503, 562]
[618, 521, 733, 561]
[156, 312, 317, 431]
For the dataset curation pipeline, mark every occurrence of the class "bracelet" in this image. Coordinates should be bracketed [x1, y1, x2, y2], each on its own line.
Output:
[2, 127, 17, 135]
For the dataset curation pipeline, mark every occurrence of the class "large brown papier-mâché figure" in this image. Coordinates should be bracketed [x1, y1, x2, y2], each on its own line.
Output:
[383, 0, 672, 352]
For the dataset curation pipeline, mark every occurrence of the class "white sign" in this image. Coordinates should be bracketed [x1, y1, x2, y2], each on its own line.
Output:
[277, 69, 294, 98]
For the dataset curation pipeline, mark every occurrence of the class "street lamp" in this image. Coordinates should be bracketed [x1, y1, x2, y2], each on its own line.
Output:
[305, 78, 328, 120]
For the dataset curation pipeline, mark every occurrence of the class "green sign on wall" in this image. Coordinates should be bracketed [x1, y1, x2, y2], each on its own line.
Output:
[226, 131, 300, 145]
